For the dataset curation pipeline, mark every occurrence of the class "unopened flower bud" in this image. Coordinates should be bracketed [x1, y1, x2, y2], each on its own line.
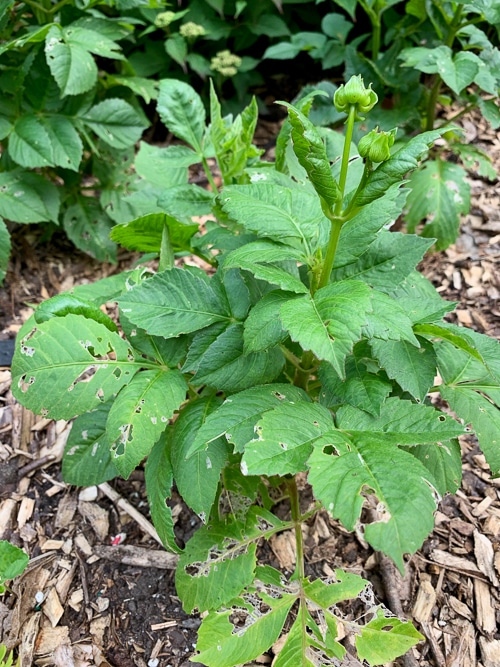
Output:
[179, 22, 206, 39]
[358, 127, 396, 163]
[155, 11, 176, 28]
[334, 75, 378, 119]
[210, 50, 242, 77]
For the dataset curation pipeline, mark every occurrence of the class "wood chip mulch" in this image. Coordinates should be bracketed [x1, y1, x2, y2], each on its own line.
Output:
[1, 110, 500, 667]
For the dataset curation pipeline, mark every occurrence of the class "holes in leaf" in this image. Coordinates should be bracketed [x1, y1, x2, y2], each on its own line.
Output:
[113, 367, 122, 379]
[272, 391, 286, 400]
[68, 365, 98, 391]
[20, 344, 35, 357]
[18, 374, 35, 393]
[438, 415, 446, 422]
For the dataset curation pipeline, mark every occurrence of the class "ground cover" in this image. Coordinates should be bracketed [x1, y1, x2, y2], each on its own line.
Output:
[0, 108, 499, 667]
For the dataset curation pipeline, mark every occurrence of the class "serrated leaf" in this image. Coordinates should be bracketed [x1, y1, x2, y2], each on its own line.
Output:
[0, 541, 29, 584]
[63, 198, 116, 263]
[169, 396, 229, 518]
[35, 293, 118, 331]
[107, 75, 158, 104]
[279, 102, 340, 208]
[107, 369, 187, 479]
[400, 46, 479, 95]
[62, 25, 124, 60]
[405, 439, 462, 496]
[223, 241, 308, 293]
[280, 280, 372, 379]
[195, 589, 295, 667]
[220, 184, 328, 253]
[440, 386, 500, 475]
[45, 25, 97, 96]
[335, 185, 406, 267]
[188, 384, 310, 457]
[303, 571, 368, 608]
[370, 336, 437, 401]
[110, 213, 198, 253]
[363, 291, 419, 345]
[244, 291, 290, 353]
[9, 115, 54, 168]
[242, 401, 334, 476]
[145, 434, 181, 553]
[158, 184, 215, 220]
[80, 99, 147, 149]
[118, 267, 230, 338]
[356, 609, 423, 665]
[389, 271, 456, 324]
[354, 130, 446, 206]
[272, 617, 316, 667]
[185, 323, 284, 393]
[0, 218, 10, 284]
[135, 142, 196, 188]
[11, 314, 139, 420]
[308, 435, 437, 571]
[405, 160, 470, 250]
[336, 397, 465, 445]
[414, 322, 483, 362]
[319, 359, 392, 416]
[157, 79, 206, 154]
[0, 171, 59, 224]
[331, 231, 433, 291]
[62, 402, 118, 485]
[40, 115, 83, 171]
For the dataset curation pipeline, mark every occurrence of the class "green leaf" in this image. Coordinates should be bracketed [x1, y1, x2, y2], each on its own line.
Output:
[356, 609, 424, 665]
[40, 115, 83, 171]
[157, 79, 206, 154]
[405, 160, 470, 250]
[363, 291, 419, 345]
[110, 213, 198, 253]
[11, 314, 139, 420]
[135, 142, 196, 188]
[165, 34, 187, 68]
[107, 369, 187, 479]
[242, 401, 334, 476]
[184, 323, 284, 393]
[280, 280, 372, 379]
[223, 241, 308, 293]
[303, 570, 367, 607]
[319, 359, 392, 416]
[80, 99, 147, 149]
[118, 267, 230, 337]
[336, 397, 466, 445]
[35, 293, 118, 332]
[176, 518, 258, 613]
[440, 386, 500, 475]
[389, 271, 456, 324]
[9, 115, 54, 168]
[0, 541, 29, 584]
[405, 439, 462, 496]
[399, 46, 479, 95]
[271, 616, 316, 667]
[195, 588, 295, 667]
[279, 102, 340, 209]
[145, 434, 181, 553]
[331, 231, 433, 291]
[62, 402, 118, 485]
[188, 384, 310, 457]
[335, 185, 407, 267]
[244, 291, 290, 353]
[220, 183, 328, 253]
[0, 171, 59, 224]
[63, 25, 124, 60]
[263, 42, 302, 60]
[169, 396, 229, 518]
[107, 75, 159, 104]
[63, 198, 116, 263]
[308, 435, 437, 571]
[355, 130, 446, 206]
[158, 184, 215, 219]
[45, 25, 97, 96]
[0, 218, 10, 284]
[370, 336, 437, 401]
[414, 322, 483, 362]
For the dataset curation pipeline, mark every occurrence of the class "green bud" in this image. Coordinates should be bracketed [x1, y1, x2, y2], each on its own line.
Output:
[334, 75, 378, 120]
[210, 50, 242, 77]
[358, 127, 396, 163]
[179, 22, 206, 38]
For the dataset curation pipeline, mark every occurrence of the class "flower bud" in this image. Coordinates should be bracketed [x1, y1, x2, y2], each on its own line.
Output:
[155, 11, 176, 28]
[358, 127, 396, 163]
[334, 75, 378, 119]
[179, 22, 206, 39]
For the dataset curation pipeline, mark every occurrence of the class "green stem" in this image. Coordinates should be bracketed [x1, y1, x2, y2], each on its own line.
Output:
[336, 105, 357, 215]
[294, 350, 315, 390]
[288, 477, 305, 581]
[371, 17, 381, 60]
[201, 156, 219, 192]
[438, 103, 475, 127]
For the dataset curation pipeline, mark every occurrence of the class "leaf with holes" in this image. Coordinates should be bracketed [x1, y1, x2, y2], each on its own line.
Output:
[106, 368, 187, 479]
[45, 24, 97, 96]
[62, 401, 118, 486]
[11, 314, 139, 420]
[356, 609, 424, 665]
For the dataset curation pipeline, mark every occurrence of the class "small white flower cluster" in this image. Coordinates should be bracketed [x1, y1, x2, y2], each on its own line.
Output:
[154, 10, 176, 28]
[210, 49, 242, 77]
[179, 21, 206, 38]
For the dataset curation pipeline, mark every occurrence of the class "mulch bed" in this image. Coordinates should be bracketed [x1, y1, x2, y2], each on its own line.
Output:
[1, 110, 500, 667]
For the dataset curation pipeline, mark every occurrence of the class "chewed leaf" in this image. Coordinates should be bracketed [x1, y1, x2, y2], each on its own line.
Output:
[11, 314, 139, 420]
[107, 369, 187, 479]
[356, 609, 423, 665]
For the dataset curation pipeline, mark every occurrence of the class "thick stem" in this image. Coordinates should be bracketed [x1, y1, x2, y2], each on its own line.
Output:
[201, 156, 219, 192]
[294, 350, 315, 390]
[288, 477, 305, 581]
[371, 17, 381, 60]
